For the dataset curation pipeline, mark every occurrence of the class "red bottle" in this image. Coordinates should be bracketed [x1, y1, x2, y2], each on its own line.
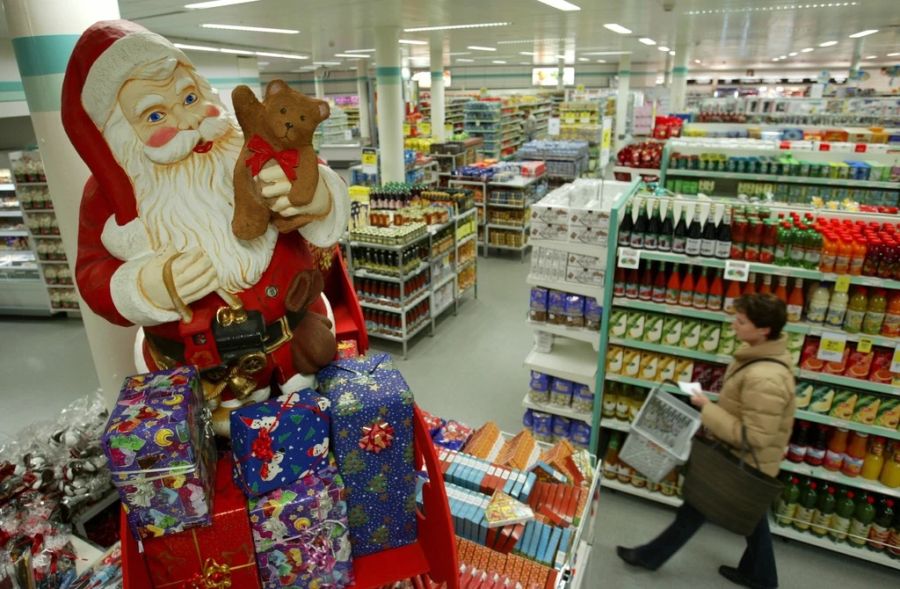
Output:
[708, 270, 724, 311]
[679, 266, 695, 307]
[693, 269, 710, 310]
[743, 272, 758, 296]
[651, 262, 667, 303]
[665, 265, 681, 305]
[614, 266, 626, 297]
[731, 214, 748, 260]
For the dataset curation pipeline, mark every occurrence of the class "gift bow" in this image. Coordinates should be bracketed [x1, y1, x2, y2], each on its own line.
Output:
[359, 421, 394, 454]
[245, 134, 299, 181]
[183, 558, 232, 589]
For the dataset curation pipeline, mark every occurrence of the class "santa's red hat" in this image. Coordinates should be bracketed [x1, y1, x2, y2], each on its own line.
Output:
[61, 20, 191, 224]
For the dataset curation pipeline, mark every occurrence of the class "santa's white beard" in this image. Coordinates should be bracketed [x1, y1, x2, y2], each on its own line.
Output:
[104, 104, 277, 293]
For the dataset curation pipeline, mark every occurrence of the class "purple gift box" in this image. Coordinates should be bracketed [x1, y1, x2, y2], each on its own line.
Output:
[101, 366, 216, 540]
[231, 389, 332, 497]
[248, 461, 352, 589]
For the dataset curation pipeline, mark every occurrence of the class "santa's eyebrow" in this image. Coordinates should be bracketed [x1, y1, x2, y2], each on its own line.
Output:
[175, 76, 196, 94]
[134, 94, 165, 118]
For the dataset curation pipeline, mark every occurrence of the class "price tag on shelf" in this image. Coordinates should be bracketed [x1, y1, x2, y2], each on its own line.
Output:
[548, 118, 561, 137]
[724, 260, 750, 282]
[343, 129, 353, 141]
[854, 143, 868, 153]
[617, 247, 641, 269]
[857, 337, 873, 354]
[834, 275, 851, 294]
[817, 332, 847, 363]
[361, 148, 378, 174]
[580, 116, 591, 124]
[445, 123, 453, 134]
[891, 345, 900, 374]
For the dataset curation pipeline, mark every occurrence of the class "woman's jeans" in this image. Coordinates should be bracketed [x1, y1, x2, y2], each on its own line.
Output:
[632, 502, 778, 588]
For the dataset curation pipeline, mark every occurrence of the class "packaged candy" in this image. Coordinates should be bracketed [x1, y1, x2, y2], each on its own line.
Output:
[569, 423, 592, 450]
[532, 412, 554, 443]
[420, 409, 445, 437]
[548, 290, 567, 325]
[829, 390, 859, 419]
[584, 297, 602, 330]
[552, 416, 572, 443]
[572, 384, 594, 414]
[606, 345, 624, 374]
[679, 319, 702, 350]
[529, 287, 549, 322]
[565, 294, 585, 328]
[434, 420, 474, 451]
[529, 371, 552, 404]
[551, 378, 575, 408]
[643, 314, 664, 344]
[662, 317, 683, 346]
[609, 309, 627, 337]
[852, 394, 881, 425]
[626, 312, 646, 340]
[874, 398, 900, 430]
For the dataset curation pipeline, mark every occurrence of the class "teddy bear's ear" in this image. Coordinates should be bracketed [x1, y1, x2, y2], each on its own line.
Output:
[318, 101, 330, 120]
[265, 79, 291, 98]
[231, 85, 261, 129]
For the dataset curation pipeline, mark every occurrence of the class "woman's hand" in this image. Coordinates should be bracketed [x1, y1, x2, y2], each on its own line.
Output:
[690, 391, 711, 409]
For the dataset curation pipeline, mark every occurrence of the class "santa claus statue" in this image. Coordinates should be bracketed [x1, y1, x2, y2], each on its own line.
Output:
[61, 20, 365, 435]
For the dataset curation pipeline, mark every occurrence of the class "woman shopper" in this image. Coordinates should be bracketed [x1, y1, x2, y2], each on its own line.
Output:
[617, 293, 795, 589]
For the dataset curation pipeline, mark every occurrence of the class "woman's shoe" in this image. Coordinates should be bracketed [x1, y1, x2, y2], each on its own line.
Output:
[616, 546, 658, 571]
[718, 565, 776, 589]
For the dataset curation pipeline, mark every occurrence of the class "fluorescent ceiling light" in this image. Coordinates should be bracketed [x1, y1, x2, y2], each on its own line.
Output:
[819, 40, 838, 47]
[772, 57, 780, 61]
[536, 0, 581, 11]
[583, 51, 631, 56]
[201, 23, 298, 34]
[669, 51, 675, 56]
[556, 54, 566, 59]
[578, 57, 589, 62]
[220, 48, 254, 55]
[520, 61, 531, 65]
[604, 23, 632, 35]
[468, 45, 497, 51]
[174, 43, 219, 52]
[801, 47, 814, 53]
[403, 22, 509, 32]
[638, 38, 656, 46]
[520, 51, 535, 56]
[335, 53, 369, 58]
[596, 59, 606, 63]
[865, 55, 877, 59]
[788, 52, 798, 56]
[456, 58, 475, 63]
[498, 38, 569, 45]
[492, 60, 508, 64]
[313, 61, 341, 66]
[849, 29, 878, 38]
[344, 48, 375, 54]
[257, 61, 269, 66]
[185, 0, 260, 8]
[398, 39, 428, 45]
[255, 51, 308, 60]
[888, 52, 900, 57]
[448, 52, 472, 56]
[694, 59, 701, 64]
[779, 55, 788, 59]
[658, 46, 670, 52]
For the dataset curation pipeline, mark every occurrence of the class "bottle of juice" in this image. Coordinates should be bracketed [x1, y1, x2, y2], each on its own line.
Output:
[774, 275, 789, 304]
[665, 264, 682, 305]
[805, 228, 823, 270]
[820, 231, 837, 272]
[679, 266, 695, 307]
[793, 481, 818, 531]
[760, 220, 777, 264]
[842, 431, 869, 477]
[744, 218, 762, 262]
[613, 266, 627, 297]
[787, 278, 805, 322]
[708, 269, 724, 311]
[743, 272, 758, 296]
[672, 207, 687, 254]
[724, 280, 742, 314]
[625, 268, 640, 299]
[789, 226, 807, 268]
[862, 288, 887, 335]
[861, 436, 886, 481]
[693, 268, 710, 310]
[882, 291, 900, 337]
[831, 489, 856, 542]
[825, 287, 849, 328]
[715, 206, 732, 260]
[811, 485, 837, 537]
[848, 494, 876, 547]
[602, 383, 618, 418]
[850, 237, 867, 275]
[834, 236, 853, 274]
[651, 261, 667, 303]
[807, 282, 831, 324]
[603, 432, 621, 479]
[878, 238, 896, 279]
[824, 428, 849, 471]
[731, 213, 748, 260]
[659, 205, 674, 252]
[868, 498, 895, 552]
[880, 443, 900, 489]
[758, 274, 773, 296]
[886, 510, 900, 558]
[638, 262, 653, 301]
[862, 238, 882, 277]
[805, 424, 828, 467]
[774, 476, 801, 527]
[787, 421, 811, 463]
[843, 287, 868, 334]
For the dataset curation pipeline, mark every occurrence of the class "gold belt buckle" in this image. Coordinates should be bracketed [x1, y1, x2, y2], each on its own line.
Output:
[264, 316, 292, 354]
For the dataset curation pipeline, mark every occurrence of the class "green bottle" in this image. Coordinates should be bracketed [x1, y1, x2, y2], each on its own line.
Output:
[774, 223, 790, 266]
[811, 485, 837, 536]
[804, 229, 823, 270]
[788, 227, 806, 267]
[868, 498, 895, 552]
[793, 480, 818, 532]
[774, 476, 801, 527]
[848, 494, 876, 547]
[830, 489, 856, 542]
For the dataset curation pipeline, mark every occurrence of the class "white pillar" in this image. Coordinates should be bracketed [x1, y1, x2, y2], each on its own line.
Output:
[356, 61, 371, 143]
[615, 55, 631, 145]
[3, 0, 136, 406]
[430, 36, 446, 142]
[314, 69, 325, 99]
[849, 37, 863, 85]
[670, 46, 688, 112]
[663, 53, 673, 86]
[375, 26, 405, 183]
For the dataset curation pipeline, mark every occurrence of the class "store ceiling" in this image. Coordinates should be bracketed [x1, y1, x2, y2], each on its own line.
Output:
[10, 1, 900, 73]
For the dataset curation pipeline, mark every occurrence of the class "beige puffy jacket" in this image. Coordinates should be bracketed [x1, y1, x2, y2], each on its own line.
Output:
[701, 335, 796, 477]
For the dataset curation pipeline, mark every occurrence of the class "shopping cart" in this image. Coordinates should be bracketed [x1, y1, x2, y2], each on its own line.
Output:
[618, 380, 702, 483]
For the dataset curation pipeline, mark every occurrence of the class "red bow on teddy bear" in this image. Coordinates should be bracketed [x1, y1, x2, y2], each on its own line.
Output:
[245, 134, 299, 181]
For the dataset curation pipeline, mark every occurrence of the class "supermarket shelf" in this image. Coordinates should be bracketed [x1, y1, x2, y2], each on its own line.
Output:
[599, 478, 683, 508]
[433, 272, 456, 291]
[797, 410, 900, 439]
[769, 517, 900, 571]
[609, 337, 733, 365]
[526, 275, 604, 300]
[352, 262, 429, 284]
[780, 460, 900, 500]
[600, 418, 632, 433]
[489, 176, 542, 189]
[457, 258, 477, 273]
[802, 324, 898, 349]
[33, 234, 62, 240]
[50, 306, 79, 313]
[368, 317, 432, 343]
[797, 370, 899, 397]
[348, 234, 428, 251]
[0, 211, 21, 218]
[432, 298, 455, 318]
[359, 289, 431, 314]
[637, 250, 900, 291]
[457, 283, 477, 298]
[666, 168, 898, 190]
[524, 339, 598, 391]
[22, 209, 53, 214]
[522, 395, 593, 424]
[612, 297, 733, 325]
[485, 201, 527, 209]
[485, 242, 531, 251]
[16, 181, 48, 186]
[38, 259, 68, 265]
[486, 223, 530, 231]
[0, 183, 15, 191]
[456, 233, 477, 249]
[529, 238, 608, 259]
[0, 229, 28, 237]
[612, 166, 661, 177]
[528, 320, 601, 351]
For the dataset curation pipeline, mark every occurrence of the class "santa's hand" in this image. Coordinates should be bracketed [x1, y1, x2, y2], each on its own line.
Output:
[139, 249, 219, 311]
[258, 165, 292, 199]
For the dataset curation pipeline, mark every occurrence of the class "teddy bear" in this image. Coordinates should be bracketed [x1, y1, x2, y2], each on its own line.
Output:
[230, 80, 332, 240]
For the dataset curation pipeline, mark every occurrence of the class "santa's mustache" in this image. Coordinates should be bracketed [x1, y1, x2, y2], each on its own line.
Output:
[142, 114, 232, 165]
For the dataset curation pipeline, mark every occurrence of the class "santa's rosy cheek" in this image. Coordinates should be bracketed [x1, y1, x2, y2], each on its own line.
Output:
[205, 105, 220, 117]
[147, 126, 179, 147]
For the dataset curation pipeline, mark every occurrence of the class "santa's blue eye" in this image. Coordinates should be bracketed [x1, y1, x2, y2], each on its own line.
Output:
[147, 111, 166, 123]
[184, 92, 198, 105]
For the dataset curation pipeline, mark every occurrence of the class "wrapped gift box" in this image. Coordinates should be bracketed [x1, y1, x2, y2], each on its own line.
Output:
[249, 460, 353, 588]
[317, 354, 418, 556]
[101, 366, 216, 540]
[142, 455, 260, 588]
[231, 389, 332, 497]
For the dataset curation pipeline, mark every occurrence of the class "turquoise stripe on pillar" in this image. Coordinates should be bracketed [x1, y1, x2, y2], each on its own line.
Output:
[430, 71, 443, 78]
[12, 35, 79, 76]
[376, 66, 403, 85]
[22, 74, 65, 112]
[673, 66, 689, 74]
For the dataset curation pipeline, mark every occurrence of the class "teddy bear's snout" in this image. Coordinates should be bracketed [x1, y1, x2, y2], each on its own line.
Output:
[284, 121, 294, 130]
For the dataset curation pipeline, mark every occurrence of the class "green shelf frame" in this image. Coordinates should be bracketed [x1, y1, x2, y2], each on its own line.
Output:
[608, 337, 733, 365]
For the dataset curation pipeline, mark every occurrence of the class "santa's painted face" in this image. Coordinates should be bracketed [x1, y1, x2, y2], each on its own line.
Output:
[117, 64, 229, 164]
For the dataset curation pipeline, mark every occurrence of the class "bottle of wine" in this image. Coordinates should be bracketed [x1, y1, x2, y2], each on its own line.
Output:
[700, 204, 718, 257]
[618, 201, 634, 247]
[631, 198, 649, 249]
[685, 206, 702, 256]
[672, 206, 688, 254]
[644, 199, 661, 251]
[716, 206, 733, 260]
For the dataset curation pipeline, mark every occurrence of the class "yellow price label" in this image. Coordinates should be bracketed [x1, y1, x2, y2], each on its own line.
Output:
[362, 152, 377, 166]
[891, 345, 900, 374]
[834, 275, 851, 294]
[445, 123, 453, 134]
[419, 122, 431, 136]
[856, 337, 873, 354]
[577, 84, 586, 93]
[817, 332, 847, 362]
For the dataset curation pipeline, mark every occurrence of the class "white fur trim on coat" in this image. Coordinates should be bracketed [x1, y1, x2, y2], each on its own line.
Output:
[101, 215, 152, 260]
[83, 31, 189, 128]
[110, 257, 181, 326]
[298, 165, 350, 248]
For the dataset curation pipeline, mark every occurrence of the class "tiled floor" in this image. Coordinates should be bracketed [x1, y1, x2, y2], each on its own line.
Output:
[1, 253, 897, 587]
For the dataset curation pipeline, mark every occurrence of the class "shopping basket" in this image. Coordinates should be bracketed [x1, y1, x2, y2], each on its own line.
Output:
[618, 380, 702, 483]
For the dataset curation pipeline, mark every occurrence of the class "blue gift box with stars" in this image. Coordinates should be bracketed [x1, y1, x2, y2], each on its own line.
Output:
[317, 353, 418, 556]
[230, 389, 332, 498]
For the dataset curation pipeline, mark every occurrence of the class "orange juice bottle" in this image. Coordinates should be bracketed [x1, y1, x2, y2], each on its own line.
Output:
[849, 238, 867, 275]
[820, 232, 838, 272]
[880, 443, 900, 489]
[834, 236, 853, 274]
[862, 436, 886, 481]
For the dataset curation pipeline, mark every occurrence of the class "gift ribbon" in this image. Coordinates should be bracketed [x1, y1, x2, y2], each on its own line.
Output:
[359, 421, 394, 454]
[155, 530, 255, 588]
[245, 134, 299, 181]
[258, 519, 348, 572]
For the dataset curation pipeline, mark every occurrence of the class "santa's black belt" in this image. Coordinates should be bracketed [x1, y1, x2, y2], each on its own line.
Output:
[145, 309, 302, 366]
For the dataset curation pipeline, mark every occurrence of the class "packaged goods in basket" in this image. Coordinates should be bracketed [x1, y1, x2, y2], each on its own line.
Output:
[619, 383, 702, 483]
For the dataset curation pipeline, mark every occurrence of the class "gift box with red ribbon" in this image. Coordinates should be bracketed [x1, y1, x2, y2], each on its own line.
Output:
[230, 389, 332, 497]
[142, 455, 260, 588]
[317, 353, 418, 556]
[248, 460, 352, 588]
